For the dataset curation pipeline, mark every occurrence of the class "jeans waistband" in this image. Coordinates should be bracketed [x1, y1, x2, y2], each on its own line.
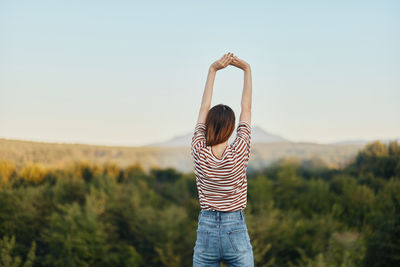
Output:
[199, 209, 245, 221]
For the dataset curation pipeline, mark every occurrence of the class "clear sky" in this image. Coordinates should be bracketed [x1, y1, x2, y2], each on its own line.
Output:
[1, 0, 399, 146]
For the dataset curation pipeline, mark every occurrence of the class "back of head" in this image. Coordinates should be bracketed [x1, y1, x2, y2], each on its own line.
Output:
[205, 104, 236, 146]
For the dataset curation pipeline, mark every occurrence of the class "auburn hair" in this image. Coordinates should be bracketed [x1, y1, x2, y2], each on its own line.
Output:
[205, 104, 236, 146]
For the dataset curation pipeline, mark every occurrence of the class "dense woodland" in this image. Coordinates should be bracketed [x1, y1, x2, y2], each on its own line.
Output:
[0, 140, 399, 267]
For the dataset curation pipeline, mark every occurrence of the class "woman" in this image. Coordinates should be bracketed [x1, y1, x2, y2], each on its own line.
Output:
[191, 52, 254, 266]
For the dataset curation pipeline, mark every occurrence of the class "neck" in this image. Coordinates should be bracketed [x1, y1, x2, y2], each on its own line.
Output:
[212, 141, 228, 148]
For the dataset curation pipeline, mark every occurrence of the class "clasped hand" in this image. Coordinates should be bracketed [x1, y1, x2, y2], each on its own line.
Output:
[210, 52, 250, 72]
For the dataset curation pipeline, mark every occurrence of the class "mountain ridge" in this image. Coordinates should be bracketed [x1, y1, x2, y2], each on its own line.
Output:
[142, 124, 290, 147]
[141, 125, 399, 147]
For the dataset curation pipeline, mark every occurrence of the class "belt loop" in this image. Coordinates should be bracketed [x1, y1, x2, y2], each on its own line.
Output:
[240, 210, 244, 220]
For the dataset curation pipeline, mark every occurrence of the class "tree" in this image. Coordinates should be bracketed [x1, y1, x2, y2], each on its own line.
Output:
[0, 235, 36, 267]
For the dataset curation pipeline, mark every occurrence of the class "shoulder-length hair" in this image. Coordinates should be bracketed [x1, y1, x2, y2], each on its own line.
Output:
[205, 104, 235, 146]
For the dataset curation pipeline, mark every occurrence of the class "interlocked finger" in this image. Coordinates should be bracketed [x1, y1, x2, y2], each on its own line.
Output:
[230, 55, 239, 66]
[217, 55, 225, 67]
[226, 54, 234, 65]
[222, 53, 233, 67]
[221, 54, 228, 66]
[223, 56, 230, 67]
[222, 53, 229, 64]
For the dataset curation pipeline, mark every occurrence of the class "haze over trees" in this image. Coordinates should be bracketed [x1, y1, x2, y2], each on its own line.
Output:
[0, 137, 365, 173]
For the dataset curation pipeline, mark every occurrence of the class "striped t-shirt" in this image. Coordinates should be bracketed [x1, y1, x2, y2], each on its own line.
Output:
[191, 121, 251, 212]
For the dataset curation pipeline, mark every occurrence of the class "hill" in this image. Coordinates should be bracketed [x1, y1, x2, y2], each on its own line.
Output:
[0, 138, 365, 173]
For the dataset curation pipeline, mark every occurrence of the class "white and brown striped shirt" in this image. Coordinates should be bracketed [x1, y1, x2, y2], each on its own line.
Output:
[191, 121, 251, 211]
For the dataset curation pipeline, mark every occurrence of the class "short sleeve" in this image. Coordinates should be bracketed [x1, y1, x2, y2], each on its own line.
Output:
[191, 122, 207, 157]
[231, 121, 251, 157]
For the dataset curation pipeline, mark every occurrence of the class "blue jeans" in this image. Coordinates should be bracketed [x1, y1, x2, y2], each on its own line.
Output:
[193, 209, 254, 267]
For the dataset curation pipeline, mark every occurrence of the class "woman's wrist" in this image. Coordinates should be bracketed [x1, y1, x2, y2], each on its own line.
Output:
[209, 65, 217, 73]
[243, 64, 251, 72]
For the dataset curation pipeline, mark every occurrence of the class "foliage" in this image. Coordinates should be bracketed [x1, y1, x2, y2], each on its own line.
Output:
[0, 141, 399, 266]
[0, 235, 36, 267]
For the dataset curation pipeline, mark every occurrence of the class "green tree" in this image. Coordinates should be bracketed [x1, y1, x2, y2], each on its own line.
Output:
[0, 235, 36, 267]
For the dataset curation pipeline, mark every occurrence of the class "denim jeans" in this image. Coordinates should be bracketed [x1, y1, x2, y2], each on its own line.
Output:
[193, 209, 254, 267]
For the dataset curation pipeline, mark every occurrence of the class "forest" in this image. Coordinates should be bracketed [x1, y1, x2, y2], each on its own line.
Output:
[0, 140, 399, 267]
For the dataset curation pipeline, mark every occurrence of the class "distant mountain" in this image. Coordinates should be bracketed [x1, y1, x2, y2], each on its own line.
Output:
[142, 125, 290, 147]
[252, 126, 290, 143]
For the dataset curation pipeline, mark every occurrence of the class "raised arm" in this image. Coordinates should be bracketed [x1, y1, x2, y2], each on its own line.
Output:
[230, 56, 252, 125]
[196, 52, 234, 124]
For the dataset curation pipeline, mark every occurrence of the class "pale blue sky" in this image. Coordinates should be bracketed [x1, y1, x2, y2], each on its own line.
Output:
[1, 0, 399, 146]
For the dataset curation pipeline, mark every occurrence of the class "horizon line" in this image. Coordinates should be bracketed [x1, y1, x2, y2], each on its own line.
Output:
[1, 136, 399, 149]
